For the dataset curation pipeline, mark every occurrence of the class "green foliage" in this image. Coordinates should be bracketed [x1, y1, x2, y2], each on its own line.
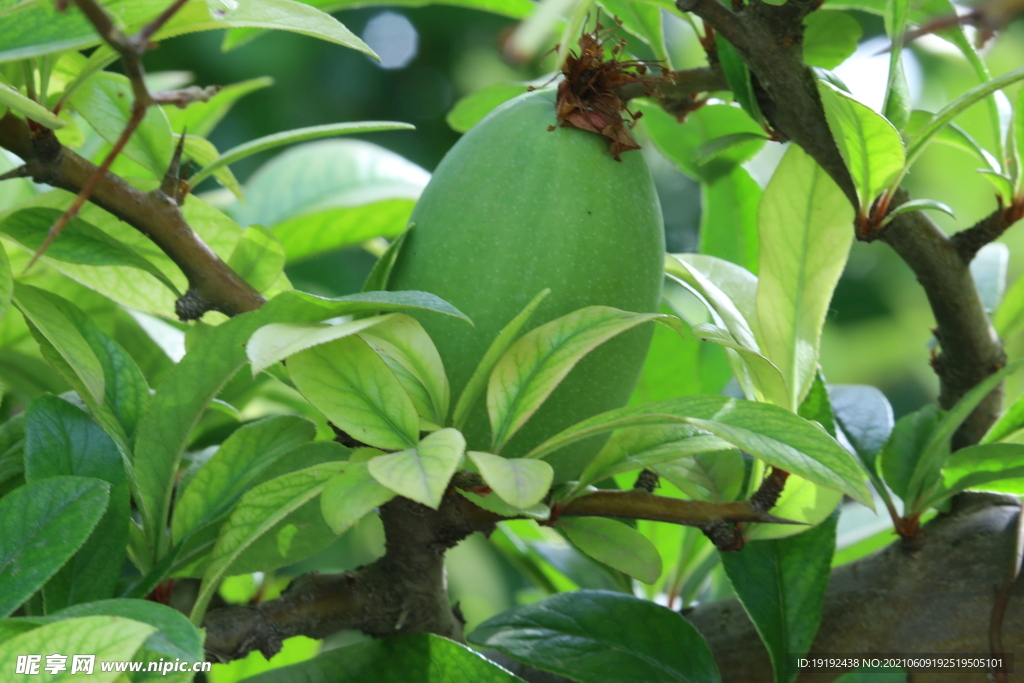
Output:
[470, 590, 720, 683]
[721, 511, 839, 683]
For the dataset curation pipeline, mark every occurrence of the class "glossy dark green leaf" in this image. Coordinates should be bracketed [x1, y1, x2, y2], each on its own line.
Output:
[24, 396, 128, 611]
[244, 633, 526, 683]
[880, 404, 939, 501]
[0, 413, 25, 488]
[0, 476, 110, 617]
[829, 384, 893, 474]
[470, 590, 720, 683]
[0, 240, 10, 325]
[798, 374, 836, 437]
[720, 510, 839, 683]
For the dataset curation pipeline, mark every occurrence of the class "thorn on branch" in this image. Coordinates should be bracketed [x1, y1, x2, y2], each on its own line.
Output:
[750, 467, 789, 513]
[153, 85, 222, 108]
[0, 166, 29, 182]
[175, 287, 214, 321]
[161, 131, 188, 202]
[633, 469, 659, 492]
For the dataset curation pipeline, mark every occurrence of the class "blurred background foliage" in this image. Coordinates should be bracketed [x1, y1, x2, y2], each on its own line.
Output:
[66, 5, 1024, 678]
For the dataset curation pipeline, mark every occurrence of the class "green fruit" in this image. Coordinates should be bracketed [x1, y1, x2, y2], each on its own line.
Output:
[387, 89, 665, 481]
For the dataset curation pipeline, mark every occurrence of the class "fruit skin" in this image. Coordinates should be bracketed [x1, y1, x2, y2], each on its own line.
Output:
[387, 89, 665, 482]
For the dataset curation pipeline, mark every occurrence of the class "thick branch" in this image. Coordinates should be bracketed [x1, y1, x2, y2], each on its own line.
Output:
[0, 112, 265, 318]
[879, 192, 1006, 446]
[687, 495, 1024, 682]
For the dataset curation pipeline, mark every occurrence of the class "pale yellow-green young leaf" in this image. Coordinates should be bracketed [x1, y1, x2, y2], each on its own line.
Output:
[289, 334, 420, 450]
[359, 314, 450, 426]
[458, 488, 551, 520]
[367, 428, 466, 509]
[756, 145, 854, 411]
[744, 475, 843, 541]
[0, 80, 66, 129]
[557, 517, 663, 584]
[467, 451, 554, 509]
[320, 462, 395, 535]
[248, 315, 396, 375]
[817, 81, 905, 213]
[488, 306, 667, 453]
[227, 224, 286, 293]
[0, 616, 156, 683]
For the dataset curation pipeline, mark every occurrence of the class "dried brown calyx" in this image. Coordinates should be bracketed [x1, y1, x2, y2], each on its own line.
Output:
[548, 22, 673, 160]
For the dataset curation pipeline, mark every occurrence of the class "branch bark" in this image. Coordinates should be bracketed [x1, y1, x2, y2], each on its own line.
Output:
[0, 112, 265, 319]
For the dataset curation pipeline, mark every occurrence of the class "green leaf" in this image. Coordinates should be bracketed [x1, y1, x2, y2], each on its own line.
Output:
[557, 518, 662, 584]
[359, 314, 450, 425]
[0, 79, 65, 128]
[0, 476, 110, 617]
[135, 290, 464, 558]
[904, 110, 996, 170]
[13, 282, 105, 405]
[691, 323, 791, 408]
[598, 0, 667, 60]
[367, 428, 465, 508]
[817, 80, 905, 213]
[240, 632, 527, 683]
[248, 316, 395, 376]
[579, 424, 734, 488]
[68, 72, 173, 177]
[693, 133, 769, 169]
[638, 102, 765, 183]
[226, 224, 286, 293]
[756, 144, 854, 410]
[833, 667, 907, 682]
[720, 510, 839, 683]
[320, 461, 395, 535]
[458, 488, 551, 520]
[447, 82, 531, 133]
[468, 451, 553, 509]
[0, 207, 180, 294]
[165, 76, 274, 138]
[829, 384, 893, 475]
[24, 396, 128, 611]
[489, 306, 675, 452]
[191, 461, 348, 624]
[879, 198, 956, 227]
[803, 10, 862, 69]
[906, 359, 1024, 505]
[655, 449, 746, 502]
[0, 616, 156, 682]
[982, 390, 1024, 444]
[50, 598, 204, 673]
[901, 65, 1024, 185]
[940, 443, 1024, 497]
[171, 415, 316, 545]
[797, 372, 837, 437]
[746, 475, 842, 541]
[180, 134, 243, 200]
[470, 590, 720, 683]
[699, 166, 761, 274]
[231, 140, 428, 263]
[881, 0, 911, 131]
[880, 404, 940, 502]
[666, 254, 759, 353]
[994, 270, 1024, 338]
[0, 413, 25, 488]
[289, 334, 420, 451]
[453, 289, 549, 431]
[715, 34, 763, 126]
[190, 122, 415, 187]
[526, 395, 873, 507]
[363, 224, 412, 293]
[0, 240, 10, 325]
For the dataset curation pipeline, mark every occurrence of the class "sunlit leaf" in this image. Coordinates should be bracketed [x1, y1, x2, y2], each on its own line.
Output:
[367, 428, 465, 508]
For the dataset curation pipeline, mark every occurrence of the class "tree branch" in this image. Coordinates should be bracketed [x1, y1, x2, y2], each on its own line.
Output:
[951, 200, 1024, 265]
[0, 112, 265, 318]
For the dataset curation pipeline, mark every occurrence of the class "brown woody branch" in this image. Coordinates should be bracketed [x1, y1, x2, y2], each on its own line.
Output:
[951, 200, 1024, 265]
[0, 112, 265, 318]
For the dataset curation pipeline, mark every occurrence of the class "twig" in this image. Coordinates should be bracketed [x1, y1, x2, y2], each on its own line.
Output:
[988, 502, 1024, 683]
[951, 200, 1024, 265]
[26, 0, 198, 270]
[0, 166, 30, 181]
